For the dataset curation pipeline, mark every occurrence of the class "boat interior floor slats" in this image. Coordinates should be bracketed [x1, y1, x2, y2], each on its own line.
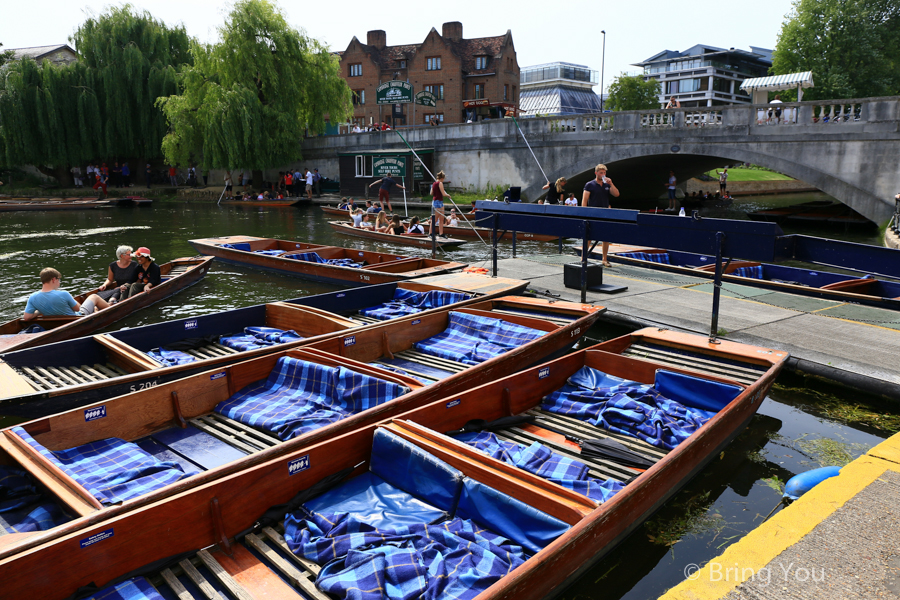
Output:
[15, 362, 126, 391]
[487, 308, 573, 325]
[622, 343, 762, 385]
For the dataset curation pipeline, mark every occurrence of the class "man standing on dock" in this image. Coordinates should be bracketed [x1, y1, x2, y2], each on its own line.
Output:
[582, 163, 620, 266]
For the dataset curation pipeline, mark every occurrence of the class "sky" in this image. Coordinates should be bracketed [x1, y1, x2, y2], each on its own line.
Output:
[1, 0, 796, 91]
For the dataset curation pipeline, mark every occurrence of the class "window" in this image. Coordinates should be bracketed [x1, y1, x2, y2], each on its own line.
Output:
[503, 84, 508, 100]
[512, 85, 516, 100]
[355, 155, 373, 177]
[423, 84, 444, 99]
[426, 57, 441, 71]
[474, 84, 484, 99]
[475, 56, 488, 70]
[349, 63, 362, 77]
[352, 90, 365, 105]
[424, 113, 444, 124]
[398, 60, 407, 68]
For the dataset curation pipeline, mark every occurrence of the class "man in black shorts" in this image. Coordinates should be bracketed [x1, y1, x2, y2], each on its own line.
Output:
[581, 163, 621, 266]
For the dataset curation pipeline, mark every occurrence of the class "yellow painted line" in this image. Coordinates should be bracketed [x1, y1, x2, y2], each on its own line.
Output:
[660, 433, 900, 600]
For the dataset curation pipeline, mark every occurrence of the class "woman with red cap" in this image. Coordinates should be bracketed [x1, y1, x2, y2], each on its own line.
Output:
[125, 247, 161, 298]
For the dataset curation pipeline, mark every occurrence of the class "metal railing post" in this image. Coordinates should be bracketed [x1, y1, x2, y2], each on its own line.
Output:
[492, 213, 499, 277]
[581, 220, 590, 303]
[709, 231, 726, 344]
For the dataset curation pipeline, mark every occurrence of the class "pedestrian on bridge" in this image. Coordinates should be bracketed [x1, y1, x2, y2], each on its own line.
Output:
[582, 164, 620, 266]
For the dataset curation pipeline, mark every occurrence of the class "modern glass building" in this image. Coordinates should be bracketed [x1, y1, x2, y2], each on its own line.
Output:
[519, 62, 603, 117]
[634, 45, 772, 108]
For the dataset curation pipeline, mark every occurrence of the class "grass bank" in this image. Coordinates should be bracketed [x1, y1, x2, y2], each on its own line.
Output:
[704, 168, 793, 182]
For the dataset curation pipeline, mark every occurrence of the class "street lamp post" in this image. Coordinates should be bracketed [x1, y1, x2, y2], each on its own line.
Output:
[600, 30, 606, 112]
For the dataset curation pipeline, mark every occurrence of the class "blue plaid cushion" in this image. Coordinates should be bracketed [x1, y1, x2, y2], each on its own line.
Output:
[146, 347, 197, 366]
[541, 366, 712, 451]
[454, 432, 623, 503]
[734, 265, 764, 279]
[282, 252, 363, 268]
[86, 577, 163, 600]
[220, 243, 251, 251]
[360, 289, 471, 321]
[284, 512, 525, 600]
[618, 252, 671, 264]
[254, 249, 287, 256]
[214, 357, 409, 441]
[219, 326, 304, 352]
[0, 465, 70, 533]
[11, 427, 186, 506]
[413, 311, 545, 366]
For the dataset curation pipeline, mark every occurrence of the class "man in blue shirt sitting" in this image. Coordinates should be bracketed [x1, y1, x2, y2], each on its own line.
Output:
[23, 268, 109, 321]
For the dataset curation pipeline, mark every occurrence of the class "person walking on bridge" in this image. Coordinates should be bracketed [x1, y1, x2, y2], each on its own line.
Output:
[582, 164, 620, 266]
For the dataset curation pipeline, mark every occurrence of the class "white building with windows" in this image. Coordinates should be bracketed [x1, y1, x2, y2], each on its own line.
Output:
[634, 45, 772, 108]
[519, 62, 603, 117]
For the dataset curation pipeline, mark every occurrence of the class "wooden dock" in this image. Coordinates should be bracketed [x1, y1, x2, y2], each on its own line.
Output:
[493, 253, 900, 399]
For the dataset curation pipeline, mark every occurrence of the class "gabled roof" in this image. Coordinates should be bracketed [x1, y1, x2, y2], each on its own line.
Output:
[9, 44, 77, 61]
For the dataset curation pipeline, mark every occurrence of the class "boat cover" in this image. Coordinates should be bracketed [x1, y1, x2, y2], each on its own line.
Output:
[82, 577, 163, 600]
[0, 465, 70, 534]
[254, 249, 287, 256]
[11, 427, 186, 506]
[540, 367, 734, 451]
[734, 265, 764, 279]
[454, 431, 624, 503]
[619, 251, 671, 264]
[145, 347, 198, 366]
[214, 357, 410, 441]
[360, 288, 471, 320]
[413, 311, 545, 366]
[218, 326, 304, 352]
[219, 242, 252, 251]
[282, 252, 363, 268]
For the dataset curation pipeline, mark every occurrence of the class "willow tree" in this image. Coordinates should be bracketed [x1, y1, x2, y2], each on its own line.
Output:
[0, 7, 191, 182]
[158, 0, 352, 183]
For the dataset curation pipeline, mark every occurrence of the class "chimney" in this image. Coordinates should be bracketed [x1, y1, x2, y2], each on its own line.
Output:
[367, 30, 386, 49]
[442, 22, 463, 42]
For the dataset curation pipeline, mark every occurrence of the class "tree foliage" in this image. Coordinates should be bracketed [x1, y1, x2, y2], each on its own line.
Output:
[0, 6, 190, 169]
[772, 0, 900, 100]
[158, 0, 353, 170]
[0, 44, 14, 68]
[605, 74, 662, 111]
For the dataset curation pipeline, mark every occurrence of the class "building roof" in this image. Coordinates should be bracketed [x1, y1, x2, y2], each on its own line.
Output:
[519, 85, 603, 116]
[634, 44, 772, 67]
[344, 30, 511, 73]
[740, 72, 814, 92]
[9, 44, 77, 61]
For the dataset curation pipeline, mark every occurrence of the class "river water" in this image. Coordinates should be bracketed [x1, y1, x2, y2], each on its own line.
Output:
[0, 195, 892, 599]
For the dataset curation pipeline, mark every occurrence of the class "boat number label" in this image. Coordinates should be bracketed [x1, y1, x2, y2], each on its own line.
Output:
[446, 399, 461, 409]
[337, 293, 346, 298]
[288, 455, 310, 475]
[129, 380, 158, 392]
[360, 274, 371, 281]
[569, 327, 581, 338]
[411, 319, 421, 325]
[84, 406, 107, 422]
[344, 336, 356, 347]
[359, 252, 365, 257]
[538, 367, 550, 379]
[80, 528, 114, 549]
[210, 371, 227, 381]
[184, 319, 198, 330]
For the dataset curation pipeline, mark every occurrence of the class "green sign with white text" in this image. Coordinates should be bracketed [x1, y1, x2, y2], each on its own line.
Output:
[376, 81, 413, 105]
[415, 91, 437, 107]
[373, 156, 407, 177]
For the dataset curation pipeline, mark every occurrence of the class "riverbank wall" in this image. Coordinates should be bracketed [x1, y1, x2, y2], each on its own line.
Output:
[686, 177, 818, 196]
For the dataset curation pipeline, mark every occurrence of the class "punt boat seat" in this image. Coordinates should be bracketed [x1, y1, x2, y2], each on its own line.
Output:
[0, 465, 71, 535]
[358, 288, 471, 321]
[819, 277, 877, 293]
[281, 251, 364, 268]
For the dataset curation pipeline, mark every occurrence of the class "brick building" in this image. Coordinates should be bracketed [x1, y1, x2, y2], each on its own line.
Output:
[336, 22, 520, 127]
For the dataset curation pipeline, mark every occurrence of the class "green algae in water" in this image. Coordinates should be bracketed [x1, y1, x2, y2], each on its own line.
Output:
[773, 381, 900, 434]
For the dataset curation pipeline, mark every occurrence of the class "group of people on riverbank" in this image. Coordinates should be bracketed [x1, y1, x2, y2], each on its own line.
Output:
[23, 246, 160, 322]
[69, 162, 133, 196]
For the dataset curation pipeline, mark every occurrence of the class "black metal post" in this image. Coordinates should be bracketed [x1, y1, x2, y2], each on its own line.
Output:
[431, 214, 437, 259]
[512, 230, 517, 258]
[558, 235, 563, 254]
[581, 220, 590, 303]
[492, 214, 499, 277]
[709, 231, 726, 344]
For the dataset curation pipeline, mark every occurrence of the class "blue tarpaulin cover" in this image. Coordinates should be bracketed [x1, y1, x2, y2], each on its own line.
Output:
[734, 265, 764, 279]
[12, 427, 186, 506]
[619, 252, 671, 264]
[0, 465, 70, 534]
[214, 357, 409, 441]
[220, 243, 252, 251]
[414, 311, 545, 366]
[282, 252, 363, 268]
[219, 326, 304, 352]
[254, 249, 287, 256]
[541, 367, 717, 451]
[85, 577, 164, 600]
[361, 288, 471, 321]
[146, 347, 197, 366]
[454, 431, 624, 503]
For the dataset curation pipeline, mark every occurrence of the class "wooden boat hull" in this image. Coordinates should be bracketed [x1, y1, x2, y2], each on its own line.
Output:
[107, 196, 152, 206]
[189, 235, 467, 285]
[0, 257, 214, 353]
[0, 277, 528, 419]
[220, 198, 306, 207]
[0, 199, 112, 211]
[0, 328, 786, 599]
[328, 220, 467, 248]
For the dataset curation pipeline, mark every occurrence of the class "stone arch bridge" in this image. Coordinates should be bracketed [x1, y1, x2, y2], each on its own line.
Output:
[301, 97, 900, 223]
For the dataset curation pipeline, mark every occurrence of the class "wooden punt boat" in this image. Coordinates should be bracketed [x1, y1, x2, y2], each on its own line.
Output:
[189, 235, 467, 285]
[328, 220, 467, 248]
[746, 200, 837, 223]
[0, 198, 112, 211]
[0, 257, 214, 354]
[0, 296, 601, 564]
[220, 198, 307, 208]
[320, 205, 353, 216]
[107, 196, 153, 206]
[0, 277, 528, 418]
[586, 246, 900, 311]
[0, 328, 787, 599]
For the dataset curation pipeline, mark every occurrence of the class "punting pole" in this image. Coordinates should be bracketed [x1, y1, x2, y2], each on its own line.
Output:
[492, 214, 499, 277]
[392, 129, 489, 246]
[708, 231, 726, 344]
[216, 186, 227, 206]
[581, 220, 590, 303]
[431, 214, 437, 259]
[511, 116, 549, 185]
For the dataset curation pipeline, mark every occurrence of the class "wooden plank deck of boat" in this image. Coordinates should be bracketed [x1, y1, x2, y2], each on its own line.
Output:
[493, 253, 900, 398]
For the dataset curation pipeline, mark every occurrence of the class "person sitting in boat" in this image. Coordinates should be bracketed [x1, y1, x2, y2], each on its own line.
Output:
[447, 209, 460, 227]
[350, 207, 366, 228]
[406, 216, 425, 235]
[564, 193, 578, 206]
[337, 197, 349, 210]
[387, 215, 406, 235]
[373, 211, 391, 232]
[125, 248, 161, 298]
[97, 245, 139, 304]
[23, 268, 111, 321]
